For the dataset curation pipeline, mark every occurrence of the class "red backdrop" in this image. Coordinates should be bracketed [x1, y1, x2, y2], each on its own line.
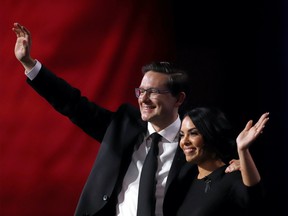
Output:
[0, 0, 175, 215]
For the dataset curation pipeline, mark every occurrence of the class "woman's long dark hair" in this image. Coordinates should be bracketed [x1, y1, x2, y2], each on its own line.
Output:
[183, 107, 238, 163]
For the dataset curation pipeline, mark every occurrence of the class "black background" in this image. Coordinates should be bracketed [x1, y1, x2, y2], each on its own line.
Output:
[172, 0, 288, 215]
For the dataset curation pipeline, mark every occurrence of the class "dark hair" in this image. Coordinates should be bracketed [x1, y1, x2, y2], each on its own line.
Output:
[183, 107, 237, 163]
[141, 61, 190, 97]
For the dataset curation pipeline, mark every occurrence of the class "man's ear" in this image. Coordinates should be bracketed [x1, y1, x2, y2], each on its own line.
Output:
[176, 92, 186, 107]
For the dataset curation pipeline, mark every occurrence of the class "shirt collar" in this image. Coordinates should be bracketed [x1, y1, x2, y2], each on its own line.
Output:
[147, 116, 181, 142]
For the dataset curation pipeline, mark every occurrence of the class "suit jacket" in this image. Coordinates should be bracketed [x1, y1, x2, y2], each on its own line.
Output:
[27, 65, 197, 216]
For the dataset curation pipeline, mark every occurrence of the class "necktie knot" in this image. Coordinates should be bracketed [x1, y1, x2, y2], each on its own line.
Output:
[150, 132, 161, 141]
[149, 133, 161, 156]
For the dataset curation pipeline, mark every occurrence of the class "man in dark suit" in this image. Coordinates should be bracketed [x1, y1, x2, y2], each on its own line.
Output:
[12, 23, 238, 216]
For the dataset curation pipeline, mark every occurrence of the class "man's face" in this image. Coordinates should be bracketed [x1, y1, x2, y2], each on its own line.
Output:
[138, 71, 180, 131]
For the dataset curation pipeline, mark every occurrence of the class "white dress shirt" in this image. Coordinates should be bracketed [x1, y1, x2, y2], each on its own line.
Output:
[116, 119, 180, 216]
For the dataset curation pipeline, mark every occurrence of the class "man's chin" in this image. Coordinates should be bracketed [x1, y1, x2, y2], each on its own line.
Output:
[141, 114, 152, 122]
[141, 116, 149, 122]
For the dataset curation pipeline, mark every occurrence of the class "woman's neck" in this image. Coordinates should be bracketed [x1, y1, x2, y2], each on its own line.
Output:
[197, 159, 225, 179]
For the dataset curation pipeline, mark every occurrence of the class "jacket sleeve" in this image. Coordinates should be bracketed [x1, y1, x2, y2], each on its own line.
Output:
[26, 65, 113, 141]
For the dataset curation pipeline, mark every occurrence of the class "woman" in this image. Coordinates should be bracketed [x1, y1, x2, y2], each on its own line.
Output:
[176, 107, 269, 216]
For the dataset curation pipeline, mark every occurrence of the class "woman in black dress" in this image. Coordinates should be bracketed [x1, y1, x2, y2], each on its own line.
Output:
[176, 107, 269, 216]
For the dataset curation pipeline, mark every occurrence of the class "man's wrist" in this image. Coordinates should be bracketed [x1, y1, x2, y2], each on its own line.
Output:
[22, 57, 36, 71]
[25, 60, 41, 80]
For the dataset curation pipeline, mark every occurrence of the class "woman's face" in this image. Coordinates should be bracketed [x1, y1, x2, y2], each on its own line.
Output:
[179, 116, 206, 164]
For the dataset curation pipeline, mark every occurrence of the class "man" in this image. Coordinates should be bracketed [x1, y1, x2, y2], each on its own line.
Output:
[12, 22, 239, 216]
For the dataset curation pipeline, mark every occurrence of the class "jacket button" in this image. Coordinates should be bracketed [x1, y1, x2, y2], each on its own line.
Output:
[102, 195, 109, 201]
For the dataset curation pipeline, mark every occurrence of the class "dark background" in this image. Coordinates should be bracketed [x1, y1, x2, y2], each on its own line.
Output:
[172, 0, 288, 215]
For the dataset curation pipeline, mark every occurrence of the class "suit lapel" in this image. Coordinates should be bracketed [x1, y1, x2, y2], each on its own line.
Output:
[165, 146, 186, 191]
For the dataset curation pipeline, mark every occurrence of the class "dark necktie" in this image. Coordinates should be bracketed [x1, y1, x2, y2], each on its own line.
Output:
[137, 132, 161, 216]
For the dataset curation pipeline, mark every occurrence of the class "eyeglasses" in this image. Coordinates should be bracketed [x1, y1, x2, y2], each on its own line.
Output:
[135, 88, 170, 98]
